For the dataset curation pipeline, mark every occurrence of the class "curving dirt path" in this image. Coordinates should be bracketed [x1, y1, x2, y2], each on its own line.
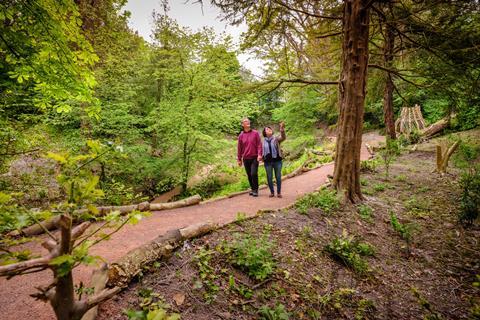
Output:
[0, 132, 384, 320]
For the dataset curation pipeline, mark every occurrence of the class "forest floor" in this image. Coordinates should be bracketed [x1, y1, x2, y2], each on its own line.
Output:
[98, 135, 480, 320]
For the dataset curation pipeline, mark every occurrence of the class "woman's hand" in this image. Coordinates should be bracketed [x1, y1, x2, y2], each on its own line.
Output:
[279, 121, 285, 130]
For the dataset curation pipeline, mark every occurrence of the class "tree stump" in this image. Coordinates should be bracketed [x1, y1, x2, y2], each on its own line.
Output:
[435, 141, 460, 174]
[395, 104, 426, 135]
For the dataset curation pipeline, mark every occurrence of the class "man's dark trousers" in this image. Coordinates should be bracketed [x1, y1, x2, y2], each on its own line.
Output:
[243, 158, 259, 192]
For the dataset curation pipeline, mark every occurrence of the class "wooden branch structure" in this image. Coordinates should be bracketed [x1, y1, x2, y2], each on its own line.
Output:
[435, 141, 460, 174]
[395, 104, 426, 134]
[10, 195, 202, 237]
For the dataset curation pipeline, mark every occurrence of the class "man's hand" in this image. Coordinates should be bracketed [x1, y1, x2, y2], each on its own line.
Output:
[257, 155, 263, 162]
[237, 159, 242, 167]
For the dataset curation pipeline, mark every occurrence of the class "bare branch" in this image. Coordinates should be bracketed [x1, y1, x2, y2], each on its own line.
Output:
[368, 64, 428, 88]
[0, 255, 53, 277]
[84, 287, 121, 309]
[71, 222, 92, 241]
[316, 31, 342, 39]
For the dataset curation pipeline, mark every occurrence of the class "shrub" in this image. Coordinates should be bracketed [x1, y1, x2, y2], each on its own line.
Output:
[295, 189, 340, 215]
[224, 233, 276, 280]
[360, 158, 379, 173]
[379, 138, 401, 179]
[459, 165, 480, 225]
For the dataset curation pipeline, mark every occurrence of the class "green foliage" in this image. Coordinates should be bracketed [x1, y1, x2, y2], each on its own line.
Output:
[324, 231, 374, 274]
[0, 0, 99, 114]
[379, 138, 400, 179]
[295, 189, 340, 215]
[228, 275, 253, 299]
[224, 233, 276, 281]
[411, 287, 443, 320]
[373, 183, 387, 192]
[458, 165, 480, 225]
[357, 205, 374, 223]
[124, 288, 180, 320]
[258, 304, 290, 320]
[0, 192, 51, 233]
[452, 138, 480, 170]
[390, 212, 415, 244]
[193, 247, 219, 303]
[360, 158, 380, 173]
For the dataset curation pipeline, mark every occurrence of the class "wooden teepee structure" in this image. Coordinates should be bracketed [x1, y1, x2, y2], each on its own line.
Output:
[395, 104, 426, 134]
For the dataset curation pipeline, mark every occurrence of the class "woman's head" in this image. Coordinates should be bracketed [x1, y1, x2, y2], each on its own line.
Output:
[263, 126, 273, 137]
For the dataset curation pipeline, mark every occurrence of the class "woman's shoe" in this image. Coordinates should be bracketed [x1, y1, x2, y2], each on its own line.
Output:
[277, 194, 282, 198]
[269, 193, 275, 198]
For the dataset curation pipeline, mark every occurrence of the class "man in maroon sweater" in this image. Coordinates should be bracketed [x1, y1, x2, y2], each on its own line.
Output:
[237, 118, 263, 197]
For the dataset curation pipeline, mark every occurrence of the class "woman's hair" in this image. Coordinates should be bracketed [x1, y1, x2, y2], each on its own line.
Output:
[262, 126, 273, 137]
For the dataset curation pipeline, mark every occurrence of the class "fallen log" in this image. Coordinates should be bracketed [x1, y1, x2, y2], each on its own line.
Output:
[10, 196, 202, 237]
[107, 222, 217, 288]
[420, 116, 452, 139]
[149, 195, 201, 211]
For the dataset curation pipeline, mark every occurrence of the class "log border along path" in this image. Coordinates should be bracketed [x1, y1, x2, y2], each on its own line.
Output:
[0, 132, 384, 320]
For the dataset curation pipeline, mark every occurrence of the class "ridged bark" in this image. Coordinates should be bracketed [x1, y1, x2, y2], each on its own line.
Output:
[333, 0, 370, 203]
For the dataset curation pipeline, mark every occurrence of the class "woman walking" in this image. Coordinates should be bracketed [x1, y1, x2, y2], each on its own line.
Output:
[262, 122, 286, 198]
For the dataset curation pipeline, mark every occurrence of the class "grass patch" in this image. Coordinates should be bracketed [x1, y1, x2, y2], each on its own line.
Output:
[324, 231, 375, 274]
[295, 189, 340, 215]
[357, 204, 374, 223]
[223, 233, 276, 281]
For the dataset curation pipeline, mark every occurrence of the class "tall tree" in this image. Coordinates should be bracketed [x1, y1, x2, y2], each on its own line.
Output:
[332, 0, 370, 203]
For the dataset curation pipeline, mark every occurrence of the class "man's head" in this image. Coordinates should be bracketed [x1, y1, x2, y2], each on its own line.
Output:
[241, 118, 251, 131]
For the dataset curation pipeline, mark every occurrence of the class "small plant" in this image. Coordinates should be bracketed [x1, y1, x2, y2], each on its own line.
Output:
[193, 247, 219, 303]
[360, 158, 379, 173]
[235, 211, 248, 224]
[224, 233, 276, 281]
[373, 183, 387, 192]
[411, 287, 443, 320]
[390, 212, 417, 250]
[360, 178, 368, 186]
[357, 204, 374, 223]
[395, 174, 407, 182]
[125, 288, 179, 320]
[379, 138, 400, 179]
[228, 275, 253, 299]
[125, 306, 180, 320]
[404, 196, 431, 217]
[258, 304, 290, 320]
[324, 231, 375, 274]
[295, 189, 340, 215]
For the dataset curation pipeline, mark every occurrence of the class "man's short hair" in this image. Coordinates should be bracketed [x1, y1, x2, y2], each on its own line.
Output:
[241, 117, 250, 124]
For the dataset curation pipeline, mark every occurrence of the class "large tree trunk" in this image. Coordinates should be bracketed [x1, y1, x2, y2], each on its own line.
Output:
[383, 22, 396, 140]
[333, 0, 370, 203]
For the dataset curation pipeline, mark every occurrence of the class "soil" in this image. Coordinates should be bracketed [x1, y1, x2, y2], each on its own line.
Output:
[97, 146, 480, 319]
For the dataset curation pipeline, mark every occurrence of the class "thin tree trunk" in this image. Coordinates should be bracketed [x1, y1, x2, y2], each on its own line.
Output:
[383, 22, 396, 139]
[333, 0, 370, 203]
[51, 215, 76, 320]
